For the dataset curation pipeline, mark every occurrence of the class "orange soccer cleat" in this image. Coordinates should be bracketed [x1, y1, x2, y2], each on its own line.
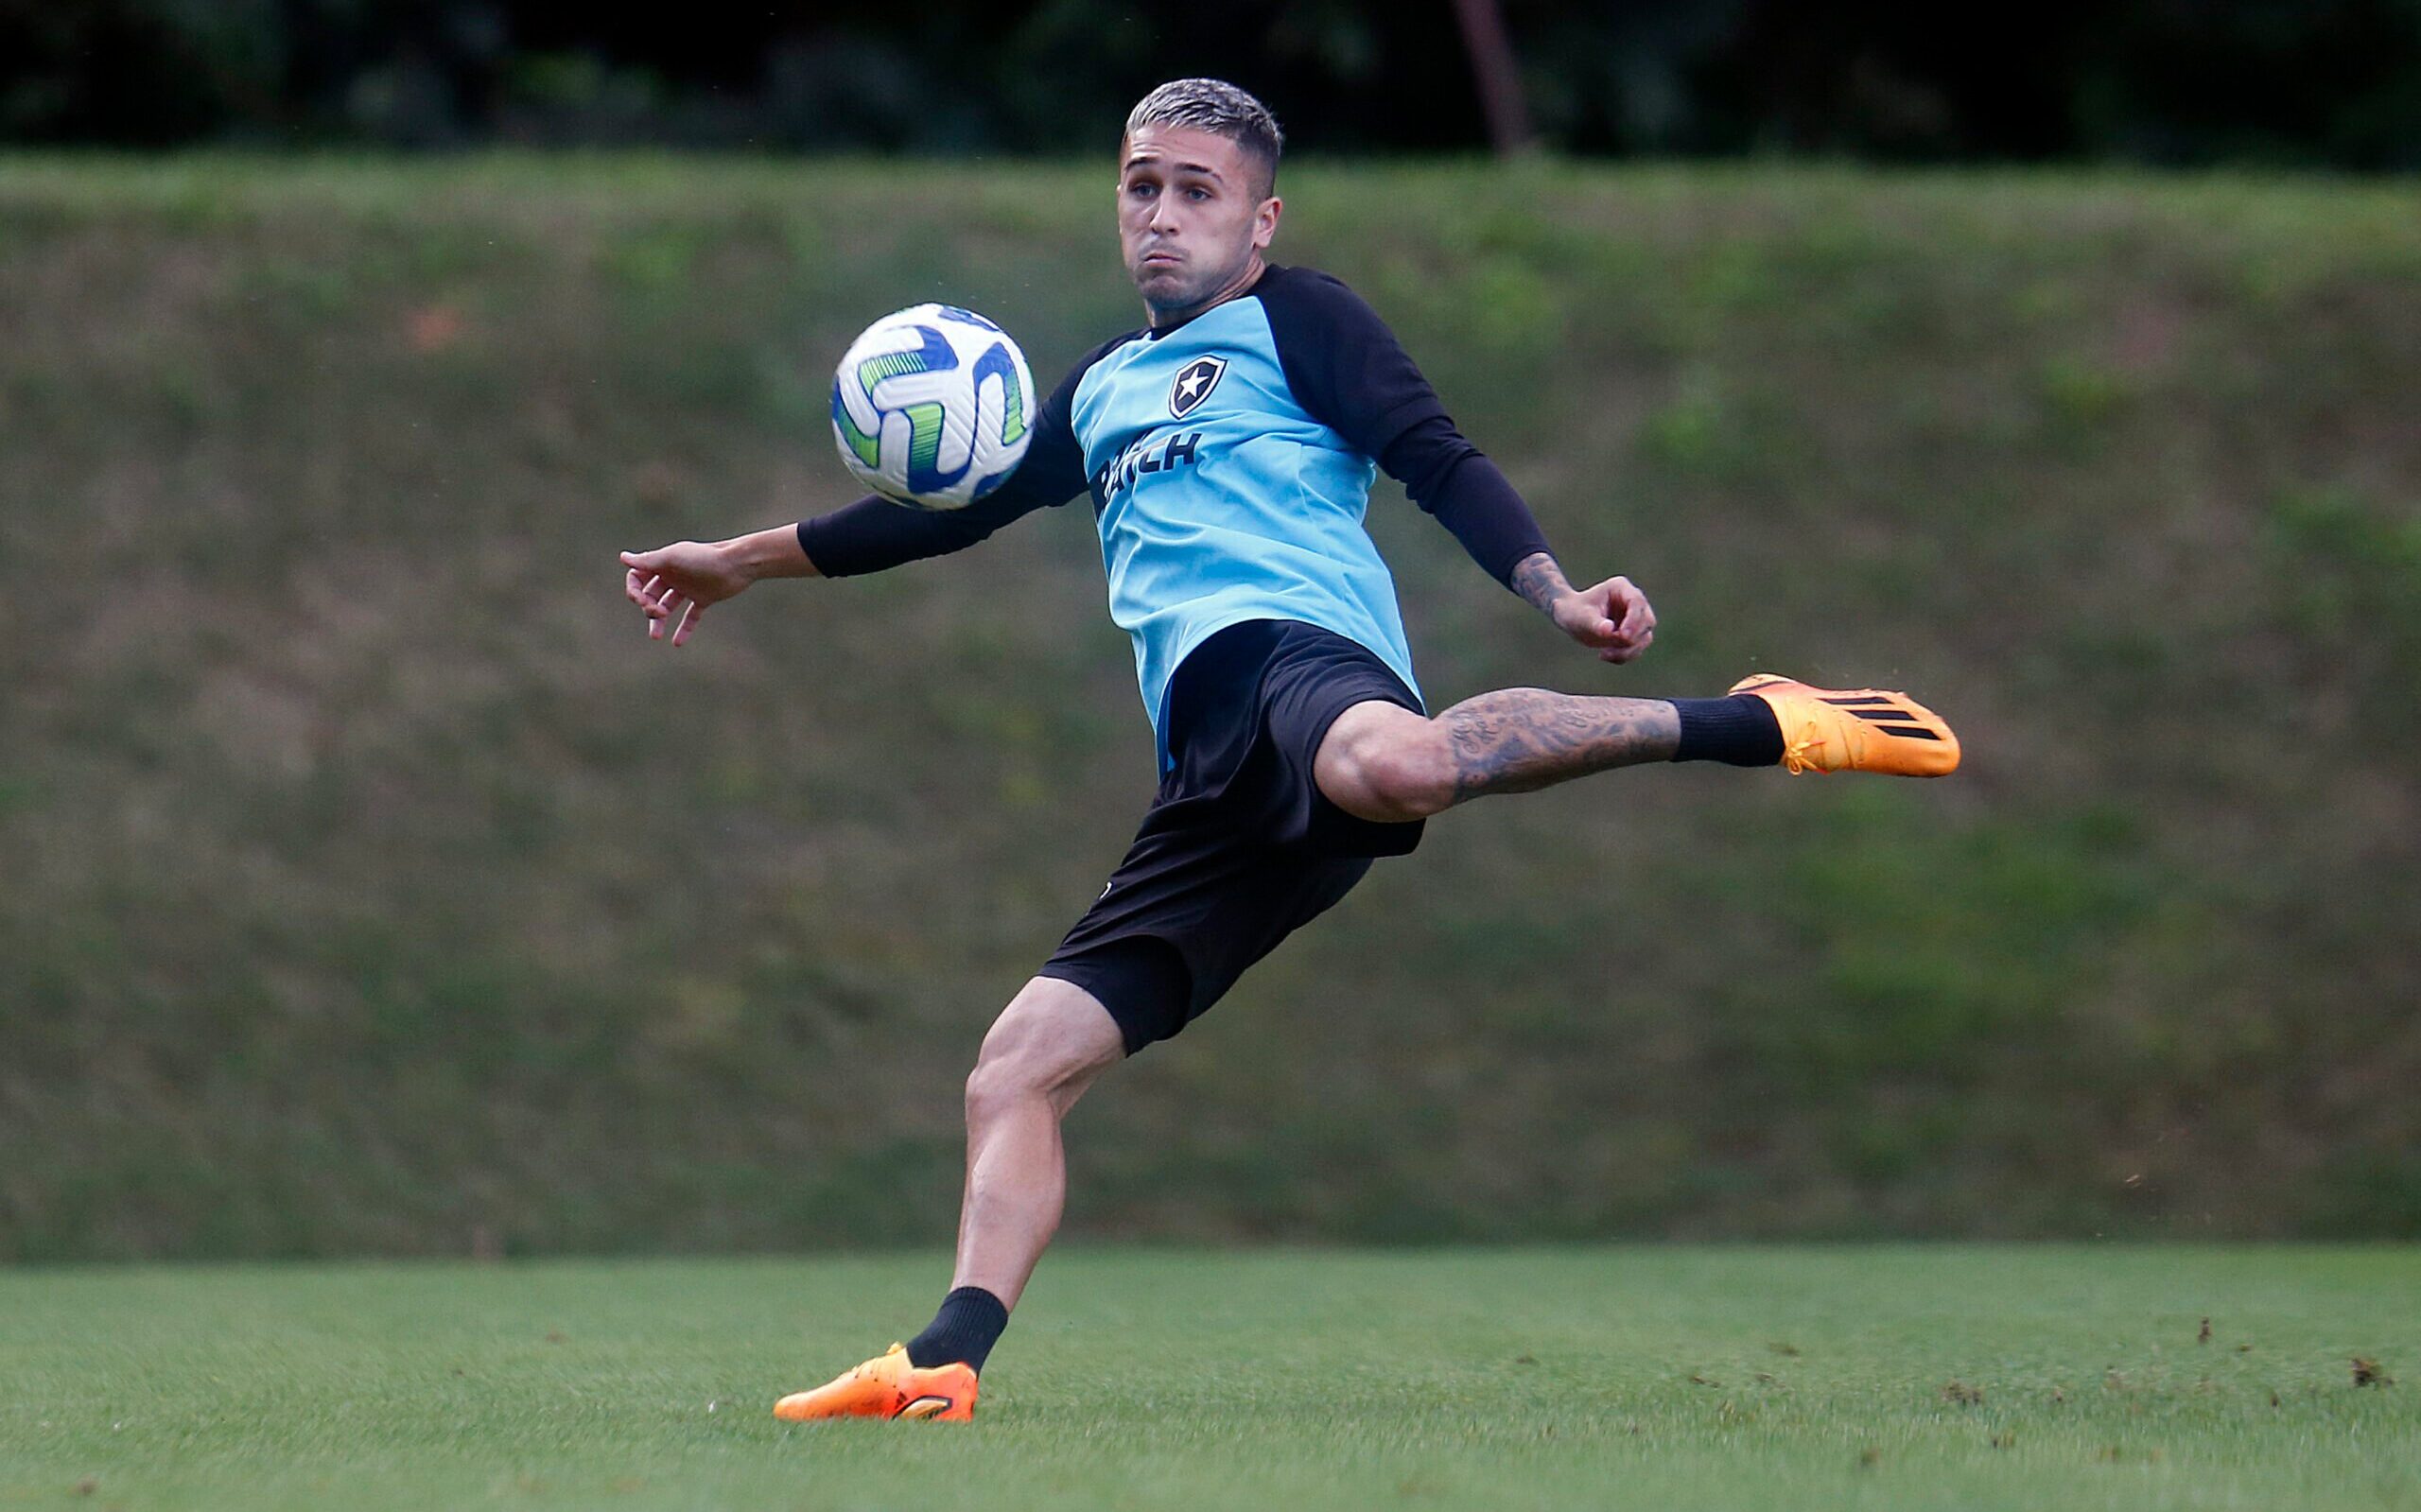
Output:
[1729, 673, 1961, 777]
[773, 1344, 979, 1423]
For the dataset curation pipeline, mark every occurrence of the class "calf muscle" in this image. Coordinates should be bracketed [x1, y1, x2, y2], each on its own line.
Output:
[1439, 688, 1680, 800]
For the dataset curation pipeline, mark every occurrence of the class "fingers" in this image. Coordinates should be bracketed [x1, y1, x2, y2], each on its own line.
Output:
[640, 574, 684, 641]
[1558, 591, 1620, 648]
[630, 572, 680, 625]
[650, 591, 691, 642]
[623, 552, 706, 649]
[623, 549, 679, 627]
[1581, 598, 1621, 645]
[1566, 613, 1619, 649]
[624, 548, 709, 649]
[626, 566, 664, 616]
[1599, 617, 1654, 662]
[1600, 618, 1654, 663]
[1616, 592, 1655, 644]
[1561, 576, 1655, 662]
[1576, 582, 1612, 634]
[1599, 577, 1657, 662]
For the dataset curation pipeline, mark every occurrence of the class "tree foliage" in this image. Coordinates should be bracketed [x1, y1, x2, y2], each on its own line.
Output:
[4, 0, 2417, 167]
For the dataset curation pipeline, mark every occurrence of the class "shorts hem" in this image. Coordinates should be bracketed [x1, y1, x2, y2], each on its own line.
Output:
[1295, 688, 1427, 859]
[1036, 937, 1193, 1056]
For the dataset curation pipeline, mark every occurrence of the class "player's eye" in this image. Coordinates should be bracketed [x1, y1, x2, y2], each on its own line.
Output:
[1185, 186, 1210, 200]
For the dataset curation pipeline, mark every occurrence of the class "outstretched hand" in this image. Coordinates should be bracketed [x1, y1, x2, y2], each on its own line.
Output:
[1552, 574, 1657, 664]
[620, 540, 749, 647]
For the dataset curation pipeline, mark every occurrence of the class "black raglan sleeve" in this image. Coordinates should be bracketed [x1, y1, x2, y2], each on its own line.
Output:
[1258, 268, 1556, 587]
[795, 336, 1129, 578]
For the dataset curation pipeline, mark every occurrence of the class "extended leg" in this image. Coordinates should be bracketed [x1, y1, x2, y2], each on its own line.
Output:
[1315, 673, 1957, 824]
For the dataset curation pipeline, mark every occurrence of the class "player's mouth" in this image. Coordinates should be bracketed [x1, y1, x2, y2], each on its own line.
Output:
[1140, 248, 1182, 268]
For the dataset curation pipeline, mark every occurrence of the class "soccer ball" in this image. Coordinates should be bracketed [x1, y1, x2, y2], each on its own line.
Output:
[829, 304, 1036, 511]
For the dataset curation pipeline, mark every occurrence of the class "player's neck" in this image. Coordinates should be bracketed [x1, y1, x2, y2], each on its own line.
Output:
[1147, 255, 1268, 331]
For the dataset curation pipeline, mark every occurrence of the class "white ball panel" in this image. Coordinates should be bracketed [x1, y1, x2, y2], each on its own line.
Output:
[828, 303, 1036, 512]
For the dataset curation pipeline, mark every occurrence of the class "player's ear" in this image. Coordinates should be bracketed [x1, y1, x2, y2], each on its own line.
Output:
[1254, 195, 1282, 249]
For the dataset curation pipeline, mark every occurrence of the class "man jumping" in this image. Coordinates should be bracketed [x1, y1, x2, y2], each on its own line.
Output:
[618, 78, 1959, 1423]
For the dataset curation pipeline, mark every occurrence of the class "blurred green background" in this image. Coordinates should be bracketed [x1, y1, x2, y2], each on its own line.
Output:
[12, 1, 2418, 166]
[1, 156, 2413, 1258]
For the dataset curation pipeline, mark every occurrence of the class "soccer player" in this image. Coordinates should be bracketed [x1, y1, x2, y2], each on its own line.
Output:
[618, 78, 1959, 1423]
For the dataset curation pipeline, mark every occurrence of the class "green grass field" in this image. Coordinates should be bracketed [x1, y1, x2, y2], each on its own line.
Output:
[4, 1247, 2413, 1510]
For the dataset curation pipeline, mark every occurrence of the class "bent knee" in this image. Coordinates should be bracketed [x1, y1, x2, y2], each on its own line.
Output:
[1317, 709, 1455, 823]
[963, 1056, 1024, 1123]
[965, 1042, 1064, 1125]
[965, 979, 1123, 1121]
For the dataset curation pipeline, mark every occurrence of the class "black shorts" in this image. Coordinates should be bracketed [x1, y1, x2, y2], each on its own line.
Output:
[1037, 618, 1426, 1054]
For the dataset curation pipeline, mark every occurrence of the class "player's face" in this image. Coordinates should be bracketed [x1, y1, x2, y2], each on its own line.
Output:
[1118, 125, 1280, 321]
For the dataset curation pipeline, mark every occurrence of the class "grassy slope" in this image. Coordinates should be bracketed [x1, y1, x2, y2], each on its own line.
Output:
[2, 1247, 2415, 1511]
[0, 157, 2416, 1256]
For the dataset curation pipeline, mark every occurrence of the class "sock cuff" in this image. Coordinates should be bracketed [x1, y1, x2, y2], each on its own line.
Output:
[906, 1286, 1010, 1372]
[941, 1285, 1007, 1324]
[1669, 694, 1785, 767]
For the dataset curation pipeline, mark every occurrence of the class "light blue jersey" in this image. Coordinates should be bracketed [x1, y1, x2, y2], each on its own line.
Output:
[1070, 290, 1420, 754]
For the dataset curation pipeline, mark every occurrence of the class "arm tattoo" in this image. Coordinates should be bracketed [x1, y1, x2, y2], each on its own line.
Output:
[1441, 688, 1681, 801]
[1509, 551, 1572, 617]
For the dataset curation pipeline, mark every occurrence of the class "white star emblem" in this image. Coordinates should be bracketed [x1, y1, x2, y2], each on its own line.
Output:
[1170, 356, 1226, 416]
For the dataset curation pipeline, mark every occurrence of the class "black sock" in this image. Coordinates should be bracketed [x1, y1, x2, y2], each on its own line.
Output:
[905, 1286, 1009, 1373]
[1668, 695, 1785, 766]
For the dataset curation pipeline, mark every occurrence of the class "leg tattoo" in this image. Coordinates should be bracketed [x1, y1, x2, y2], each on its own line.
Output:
[1441, 689, 1681, 800]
